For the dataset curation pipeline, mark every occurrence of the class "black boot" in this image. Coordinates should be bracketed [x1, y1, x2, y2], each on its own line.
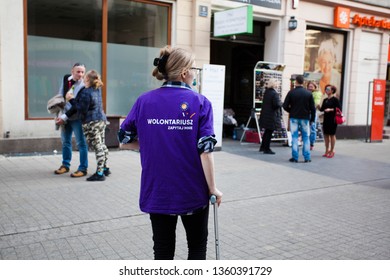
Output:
[86, 172, 105, 181]
[259, 146, 264, 152]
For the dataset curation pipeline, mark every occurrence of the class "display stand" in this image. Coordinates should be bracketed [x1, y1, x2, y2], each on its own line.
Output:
[240, 61, 287, 144]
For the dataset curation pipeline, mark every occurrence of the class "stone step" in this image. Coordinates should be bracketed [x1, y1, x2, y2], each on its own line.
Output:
[383, 126, 390, 139]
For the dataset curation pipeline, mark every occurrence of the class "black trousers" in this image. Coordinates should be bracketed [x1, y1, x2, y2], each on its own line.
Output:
[149, 205, 209, 260]
[260, 129, 274, 151]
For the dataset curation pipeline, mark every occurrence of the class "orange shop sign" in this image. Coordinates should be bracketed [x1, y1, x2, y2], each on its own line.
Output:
[334, 7, 350, 28]
[352, 14, 390, 30]
[334, 7, 390, 30]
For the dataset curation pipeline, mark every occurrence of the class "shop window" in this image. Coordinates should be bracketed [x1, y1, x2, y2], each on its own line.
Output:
[106, 0, 170, 115]
[26, 0, 103, 118]
[25, 0, 171, 118]
[304, 27, 347, 104]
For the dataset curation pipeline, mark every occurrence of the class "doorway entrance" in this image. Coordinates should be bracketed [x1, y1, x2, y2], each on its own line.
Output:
[210, 21, 267, 126]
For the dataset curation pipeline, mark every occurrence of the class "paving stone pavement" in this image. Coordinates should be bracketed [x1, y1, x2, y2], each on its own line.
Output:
[0, 139, 389, 260]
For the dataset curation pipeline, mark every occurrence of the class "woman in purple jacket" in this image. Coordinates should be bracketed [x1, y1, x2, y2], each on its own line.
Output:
[118, 46, 223, 260]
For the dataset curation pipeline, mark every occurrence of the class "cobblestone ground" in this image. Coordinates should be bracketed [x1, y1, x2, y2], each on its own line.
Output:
[1, 139, 390, 260]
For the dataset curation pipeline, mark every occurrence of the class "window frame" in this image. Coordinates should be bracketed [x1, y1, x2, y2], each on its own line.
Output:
[304, 26, 347, 105]
[23, 0, 172, 120]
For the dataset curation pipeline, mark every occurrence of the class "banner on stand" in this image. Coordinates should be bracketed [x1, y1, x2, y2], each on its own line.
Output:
[370, 79, 386, 141]
[202, 64, 226, 149]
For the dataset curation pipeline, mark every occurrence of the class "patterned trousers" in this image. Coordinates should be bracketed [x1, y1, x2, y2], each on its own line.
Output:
[82, 120, 108, 173]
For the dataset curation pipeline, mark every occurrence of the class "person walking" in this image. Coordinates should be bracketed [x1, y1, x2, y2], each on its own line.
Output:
[54, 63, 88, 177]
[307, 81, 322, 150]
[283, 75, 316, 163]
[319, 84, 341, 158]
[66, 70, 110, 181]
[259, 78, 283, 154]
[118, 46, 222, 260]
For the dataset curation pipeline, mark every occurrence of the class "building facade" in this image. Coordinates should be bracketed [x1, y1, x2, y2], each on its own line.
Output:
[0, 0, 389, 153]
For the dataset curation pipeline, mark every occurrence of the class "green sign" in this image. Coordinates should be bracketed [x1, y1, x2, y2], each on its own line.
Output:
[213, 5, 253, 37]
[231, 0, 281, 10]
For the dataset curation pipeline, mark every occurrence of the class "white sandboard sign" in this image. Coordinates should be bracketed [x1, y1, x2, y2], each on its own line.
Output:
[201, 64, 226, 149]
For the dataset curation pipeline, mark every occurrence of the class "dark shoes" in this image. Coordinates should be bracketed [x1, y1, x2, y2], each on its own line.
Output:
[86, 173, 105, 181]
[260, 146, 275, 154]
[289, 158, 311, 163]
[86, 168, 111, 181]
[54, 165, 69, 174]
[103, 168, 111, 177]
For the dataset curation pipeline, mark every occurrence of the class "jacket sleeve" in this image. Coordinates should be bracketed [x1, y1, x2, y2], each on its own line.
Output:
[75, 89, 90, 121]
[67, 88, 90, 121]
[309, 95, 316, 123]
[272, 90, 283, 110]
[334, 97, 341, 110]
[282, 93, 290, 112]
[319, 99, 325, 112]
[65, 103, 77, 118]
[120, 98, 140, 134]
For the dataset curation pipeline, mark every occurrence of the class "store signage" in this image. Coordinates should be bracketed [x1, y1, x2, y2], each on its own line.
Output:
[201, 64, 226, 148]
[334, 6, 390, 30]
[388, 44, 390, 62]
[334, 7, 350, 28]
[370, 79, 386, 142]
[230, 0, 281, 10]
[352, 14, 390, 30]
[214, 6, 253, 37]
[199, 5, 208, 17]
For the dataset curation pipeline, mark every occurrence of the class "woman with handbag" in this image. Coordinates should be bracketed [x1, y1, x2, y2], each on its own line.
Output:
[319, 84, 342, 158]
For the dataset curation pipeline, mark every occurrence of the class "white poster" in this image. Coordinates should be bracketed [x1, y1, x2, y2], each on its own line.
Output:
[201, 64, 226, 149]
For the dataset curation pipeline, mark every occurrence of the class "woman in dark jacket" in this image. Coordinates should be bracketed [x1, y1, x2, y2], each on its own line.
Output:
[66, 70, 109, 181]
[259, 78, 283, 154]
[319, 84, 341, 158]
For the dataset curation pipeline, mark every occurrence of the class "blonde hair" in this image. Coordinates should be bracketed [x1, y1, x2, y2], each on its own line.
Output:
[266, 78, 279, 89]
[318, 39, 337, 63]
[152, 46, 195, 81]
[85, 70, 103, 89]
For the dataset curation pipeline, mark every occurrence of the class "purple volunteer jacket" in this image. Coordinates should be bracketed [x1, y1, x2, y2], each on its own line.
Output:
[121, 82, 215, 215]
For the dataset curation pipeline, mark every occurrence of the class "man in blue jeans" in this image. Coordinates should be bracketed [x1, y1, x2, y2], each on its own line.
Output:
[283, 75, 316, 163]
[54, 63, 88, 177]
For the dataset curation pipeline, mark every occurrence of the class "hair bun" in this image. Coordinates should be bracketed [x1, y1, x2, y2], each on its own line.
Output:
[153, 55, 169, 75]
